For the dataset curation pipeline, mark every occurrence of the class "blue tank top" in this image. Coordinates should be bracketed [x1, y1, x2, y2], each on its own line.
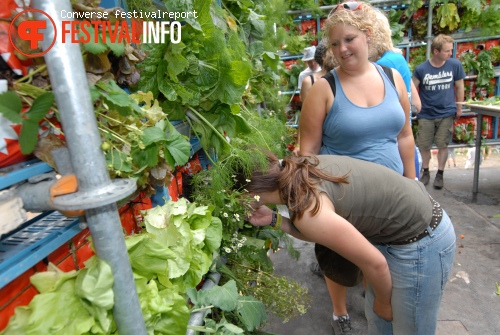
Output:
[319, 64, 405, 174]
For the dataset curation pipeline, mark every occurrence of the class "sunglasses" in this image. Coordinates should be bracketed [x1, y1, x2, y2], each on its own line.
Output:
[329, 2, 362, 16]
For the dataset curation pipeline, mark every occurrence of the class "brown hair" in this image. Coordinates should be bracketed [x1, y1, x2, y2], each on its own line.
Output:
[431, 34, 454, 53]
[235, 152, 349, 220]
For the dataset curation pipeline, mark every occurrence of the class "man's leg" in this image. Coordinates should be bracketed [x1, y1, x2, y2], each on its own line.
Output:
[433, 116, 455, 189]
[416, 118, 435, 185]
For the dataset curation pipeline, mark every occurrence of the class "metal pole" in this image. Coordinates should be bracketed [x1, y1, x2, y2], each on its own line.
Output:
[32, 1, 147, 334]
[426, 2, 434, 59]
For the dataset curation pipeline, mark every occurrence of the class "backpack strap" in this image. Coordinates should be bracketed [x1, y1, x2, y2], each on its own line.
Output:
[322, 71, 336, 96]
[322, 65, 395, 97]
[380, 65, 395, 86]
[309, 74, 315, 85]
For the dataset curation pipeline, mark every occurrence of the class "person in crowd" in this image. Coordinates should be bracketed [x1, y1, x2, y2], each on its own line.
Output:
[465, 146, 482, 169]
[448, 148, 457, 167]
[370, 10, 422, 174]
[371, 11, 421, 114]
[235, 151, 456, 335]
[298, 2, 416, 333]
[300, 42, 337, 101]
[413, 34, 465, 189]
[297, 45, 322, 90]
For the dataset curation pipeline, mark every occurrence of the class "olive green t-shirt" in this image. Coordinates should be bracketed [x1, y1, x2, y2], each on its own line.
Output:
[315, 155, 432, 244]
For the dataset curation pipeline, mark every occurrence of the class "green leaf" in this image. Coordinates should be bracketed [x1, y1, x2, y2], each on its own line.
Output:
[27, 281, 95, 335]
[263, 51, 279, 70]
[105, 32, 125, 56]
[142, 126, 167, 146]
[75, 257, 114, 309]
[19, 120, 40, 154]
[236, 295, 267, 331]
[196, 280, 239, 312]
[25, 92, 54, 122]
[106, 149, 133, 172]
[96, 80, 142, 116]
[493, 214, 500, 218]
[0, 91, 23, 123]
[81, 25, 108, 54]
[166, 42, 189, 80]
[132, 145, 159, 168]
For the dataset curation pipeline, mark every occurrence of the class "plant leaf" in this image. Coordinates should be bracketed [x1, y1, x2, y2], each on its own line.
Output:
[236, 295, 266, 331]
[19, 120, 40, 154]
[25, 92, 54, 123]
[0, 91, 23, 123]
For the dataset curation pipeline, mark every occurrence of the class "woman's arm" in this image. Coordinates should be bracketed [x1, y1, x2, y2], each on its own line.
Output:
[410, 80, 421, 113]
[394, 70, 416, 179]
[299, 78, 332, 156]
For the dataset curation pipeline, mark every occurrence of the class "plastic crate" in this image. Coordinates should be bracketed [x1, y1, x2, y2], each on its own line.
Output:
[0, 211, 81, 289]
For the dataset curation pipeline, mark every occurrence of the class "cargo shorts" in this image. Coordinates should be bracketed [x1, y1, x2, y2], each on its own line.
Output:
[416, 116, 455, 150]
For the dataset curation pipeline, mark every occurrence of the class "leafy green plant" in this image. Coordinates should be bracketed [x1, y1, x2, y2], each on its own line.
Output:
[487, 46, 500, 65]
[476, 50, 496, 87]
[459, 50, 479, 75]
[409, 46, 426, 73]
[453, 122, 475, 144]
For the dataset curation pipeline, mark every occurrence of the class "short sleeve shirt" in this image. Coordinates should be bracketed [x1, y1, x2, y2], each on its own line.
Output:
[413, 58, 465, 119]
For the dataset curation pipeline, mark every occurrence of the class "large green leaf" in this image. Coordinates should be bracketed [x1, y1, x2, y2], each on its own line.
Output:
[236, 295, 267, 331]
[142, 126, 167, 146]
[0, 91, 23, 123]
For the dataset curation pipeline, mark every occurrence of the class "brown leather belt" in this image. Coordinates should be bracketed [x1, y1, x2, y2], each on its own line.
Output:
[391, 196, 443, 245]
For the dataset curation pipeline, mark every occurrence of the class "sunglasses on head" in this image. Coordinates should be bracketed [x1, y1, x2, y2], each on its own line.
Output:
[329, 2, 362, 16]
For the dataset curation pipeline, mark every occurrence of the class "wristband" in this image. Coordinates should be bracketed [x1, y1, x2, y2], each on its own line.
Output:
[270, 211, 283, 230]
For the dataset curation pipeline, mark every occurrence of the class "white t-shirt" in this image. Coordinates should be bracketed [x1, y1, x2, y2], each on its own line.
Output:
[298, 66, 322, 89]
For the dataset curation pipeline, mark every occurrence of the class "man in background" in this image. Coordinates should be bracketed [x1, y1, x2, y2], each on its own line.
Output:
[297, 46, 321, 90]
[413, 34, 465, 189]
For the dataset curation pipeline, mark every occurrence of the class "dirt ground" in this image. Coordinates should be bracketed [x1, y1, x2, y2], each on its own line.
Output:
[427, 145, 500, 171]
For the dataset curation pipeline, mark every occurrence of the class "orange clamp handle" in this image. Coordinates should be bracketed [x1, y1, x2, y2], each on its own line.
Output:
[50, 174, 84, 217]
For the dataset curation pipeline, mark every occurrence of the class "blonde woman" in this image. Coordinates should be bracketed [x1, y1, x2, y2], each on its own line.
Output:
[299, 2, 416, 333]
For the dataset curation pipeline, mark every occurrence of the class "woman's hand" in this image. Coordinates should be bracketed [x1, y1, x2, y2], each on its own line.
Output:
[247, 205, 273, 227]
[373, 297, 393, 321]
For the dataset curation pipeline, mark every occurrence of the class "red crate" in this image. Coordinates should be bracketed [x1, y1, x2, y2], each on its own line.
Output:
[75, 242, 95, 269]
[283, 59, 298, 70]
[0, 286, 39, 331]
[46, 242, 71, 265]
[301, 19, 317, 36]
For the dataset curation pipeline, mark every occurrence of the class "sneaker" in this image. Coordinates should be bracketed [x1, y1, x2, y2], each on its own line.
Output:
[309, 262, 323, 277]
[433, 173, 444, 189]
[420, 170, 430, 185]
[331, 315, 353, 334]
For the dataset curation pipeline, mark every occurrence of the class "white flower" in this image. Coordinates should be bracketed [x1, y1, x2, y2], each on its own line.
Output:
[224, 247, 232, 253]
[223, 213, 228, 217]
[253, 195, 260, 202]
[241, 236, 247, 242]
[246, 179, 251, 182]
[237, 243, 243, 248]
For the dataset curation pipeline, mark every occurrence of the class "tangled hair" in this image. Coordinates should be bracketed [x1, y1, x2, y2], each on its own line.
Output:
[235, 151, 349, 220]
[324, 2, 384, 63]
[431, 34, 454, 53]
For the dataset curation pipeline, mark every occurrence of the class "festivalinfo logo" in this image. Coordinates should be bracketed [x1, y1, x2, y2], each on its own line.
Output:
[9, 8, 196, 57]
